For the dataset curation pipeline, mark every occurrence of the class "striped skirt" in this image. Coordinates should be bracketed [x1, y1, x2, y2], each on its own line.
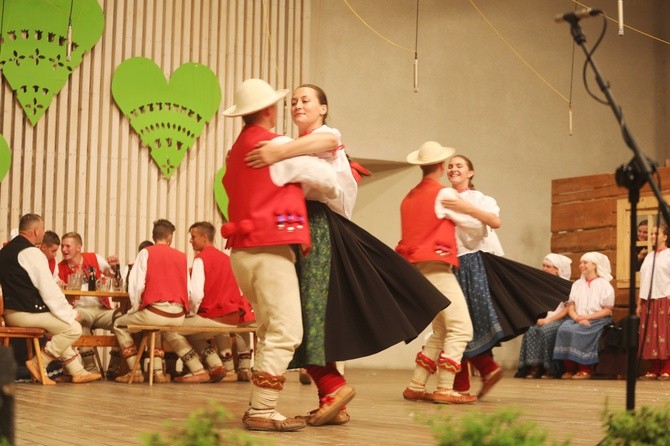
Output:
[553, 317, 612, 365]
[638, 297, 670, 360]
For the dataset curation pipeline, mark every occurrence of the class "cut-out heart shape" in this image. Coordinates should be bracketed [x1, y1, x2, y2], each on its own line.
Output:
[0, 0, 105, 125]
[111, 57, 222, 178]
[0, 133, 11, 183]
[214, 164, 228, 221]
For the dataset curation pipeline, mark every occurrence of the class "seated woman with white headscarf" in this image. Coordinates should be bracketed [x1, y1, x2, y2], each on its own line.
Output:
[552, 252, 614, 380]
[516, 253, 573, 379]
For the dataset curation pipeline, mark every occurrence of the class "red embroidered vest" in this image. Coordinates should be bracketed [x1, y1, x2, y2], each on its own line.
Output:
[195, 245, 253, 319]
[396, 178, 459, 267]
[140, 244, 189, 309]
[222, 125, 310, 252]
[48, 257, 56, 274]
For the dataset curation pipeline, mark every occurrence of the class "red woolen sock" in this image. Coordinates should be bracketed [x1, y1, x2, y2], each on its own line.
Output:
[659, 360, 670, 375]
[469, 352, 499, 377]
[305, 362, 346, 399]
[563, 360, 578, 374]
[453, 359, 471, 392]
[577, 363, 592, 374]
[648, 359, 662, 375]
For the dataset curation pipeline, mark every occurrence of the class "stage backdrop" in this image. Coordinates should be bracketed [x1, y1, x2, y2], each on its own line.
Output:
[0, 0, 309, 263]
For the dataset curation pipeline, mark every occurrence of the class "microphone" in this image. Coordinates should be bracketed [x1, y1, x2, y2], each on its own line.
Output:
[554, 8, 602, 24]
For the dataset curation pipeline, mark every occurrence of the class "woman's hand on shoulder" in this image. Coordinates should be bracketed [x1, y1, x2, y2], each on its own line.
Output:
[441, 196, 473, 214]
[245, 141, 285, 168]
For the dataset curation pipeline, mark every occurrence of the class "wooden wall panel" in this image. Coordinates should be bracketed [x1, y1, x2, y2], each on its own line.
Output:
[551, 199, 616, 232]
[0, 0, 309, 265]
[551, 167, 670, 316]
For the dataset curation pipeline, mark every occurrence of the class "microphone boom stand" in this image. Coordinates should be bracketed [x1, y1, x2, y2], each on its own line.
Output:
[567, 18, 670, 411]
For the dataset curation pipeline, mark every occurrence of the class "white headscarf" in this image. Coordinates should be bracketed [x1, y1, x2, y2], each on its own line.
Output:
[580, 252, 613, 281]
[544, 253, 572, 280]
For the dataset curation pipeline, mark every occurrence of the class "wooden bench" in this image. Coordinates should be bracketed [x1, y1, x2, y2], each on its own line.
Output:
[115, 324, 257, 385]
[0, 300, 49, 385]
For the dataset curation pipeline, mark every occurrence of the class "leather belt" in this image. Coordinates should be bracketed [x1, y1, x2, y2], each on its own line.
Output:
[145, 305, 185, 318]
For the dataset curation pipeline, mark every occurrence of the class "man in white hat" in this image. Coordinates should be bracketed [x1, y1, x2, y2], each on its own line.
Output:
[222, 78, 341, 432]
[397, 141, 484, 404]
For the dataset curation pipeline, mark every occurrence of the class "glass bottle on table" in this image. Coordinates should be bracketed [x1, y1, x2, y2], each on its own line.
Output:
[87, 266, 97, 291]
[113, 264, 123, 291]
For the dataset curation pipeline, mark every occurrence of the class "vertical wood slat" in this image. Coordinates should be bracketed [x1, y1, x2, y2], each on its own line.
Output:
[0, 0, 308, 264]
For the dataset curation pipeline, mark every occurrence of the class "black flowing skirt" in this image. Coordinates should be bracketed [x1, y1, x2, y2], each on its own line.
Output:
[480, 252, 572, 341]
[293, 202, 450, 364]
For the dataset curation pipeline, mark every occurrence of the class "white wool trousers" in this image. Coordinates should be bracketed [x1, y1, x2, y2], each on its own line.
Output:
[4, 310, 82, 361]
[230, 245, 302, 376]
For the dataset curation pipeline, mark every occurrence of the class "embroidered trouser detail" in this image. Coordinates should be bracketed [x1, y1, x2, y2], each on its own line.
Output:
[121, 345, 138, 359]
[201, 346, 217, 361]
[181, 349, 198, 363]
[438, 355, 461, 374]
[416, 351, 437, 373]
[251, 370, 286, 391]
[59, 351, 79, 365]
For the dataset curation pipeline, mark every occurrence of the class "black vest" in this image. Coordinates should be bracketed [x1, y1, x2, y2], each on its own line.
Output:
[0, 235, 49, 313]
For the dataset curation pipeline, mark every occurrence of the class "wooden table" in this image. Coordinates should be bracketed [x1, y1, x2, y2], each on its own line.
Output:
[63, 290, 129, 369]
[63, 289, 130, 312]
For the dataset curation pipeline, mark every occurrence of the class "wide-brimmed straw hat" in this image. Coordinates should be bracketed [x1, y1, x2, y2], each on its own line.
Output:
[223, 79, 288, 117]
[406, 141, 456, 165]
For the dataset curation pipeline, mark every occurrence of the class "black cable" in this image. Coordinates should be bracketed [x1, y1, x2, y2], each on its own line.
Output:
[582, 14, 609, 105]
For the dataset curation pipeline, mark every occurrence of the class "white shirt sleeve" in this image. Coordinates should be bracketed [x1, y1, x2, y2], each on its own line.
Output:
[435, 187, 486, 249]
[187, 259, 198, 315]
[127, 249, 149, 313]
[18, 247, 78, 325]
[95, 253, 111, 276]
[267, 136, 340, 200]
[53, 262, 60, 282]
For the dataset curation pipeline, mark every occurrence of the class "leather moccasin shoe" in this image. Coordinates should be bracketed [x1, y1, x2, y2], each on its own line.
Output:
[433, 390, 477, 404]
[571, 371, 591, 380]
[153, 372, 171, 383]
[328, 409, 351, 425]
[295, 408, 351, 426]
[71, 371, 102, 384]
[402, 387, 434, 402]
[25, 359, 56, 385]
[209, 365, 228, 383]
[242, 413, 306, 432]
[310, 385, 356, 426]
[174, 371, 210, 383]
[115, 371, 144, 383]
[478, 367, 503, 398]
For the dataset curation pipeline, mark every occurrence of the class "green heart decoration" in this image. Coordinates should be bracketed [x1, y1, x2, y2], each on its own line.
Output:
[0, 134, 11, 183]
[213, 164, 228, 221]
[111, 57, 222, 178]
[0, 0, 105, 125]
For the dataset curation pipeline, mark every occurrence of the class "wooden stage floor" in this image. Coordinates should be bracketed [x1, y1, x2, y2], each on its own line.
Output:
[11, 368, 670, 446]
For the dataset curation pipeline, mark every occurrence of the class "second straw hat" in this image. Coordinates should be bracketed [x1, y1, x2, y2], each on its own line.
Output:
[406, 141, 456, 165]
[223, 79, 288, 117]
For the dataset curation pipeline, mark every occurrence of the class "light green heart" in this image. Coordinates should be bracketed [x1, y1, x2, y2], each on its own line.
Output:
[111, 57, 222, 178]
[214, 164, 228, 221]
[0, 134, 11, 183]
[0, 0, 105, 125]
